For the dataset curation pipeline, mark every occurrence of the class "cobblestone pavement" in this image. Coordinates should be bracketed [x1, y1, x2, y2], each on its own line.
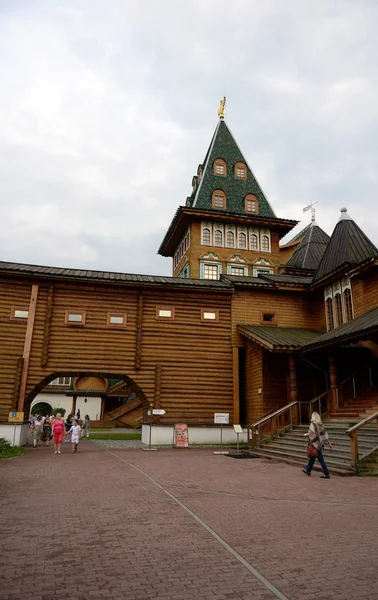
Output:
[0, 443, 377, 600]
[91, 439, 142, 449]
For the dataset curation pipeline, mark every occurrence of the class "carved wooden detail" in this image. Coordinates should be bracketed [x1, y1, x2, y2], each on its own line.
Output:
[41, 285, 54, 367]
[12, 357, 24, 409]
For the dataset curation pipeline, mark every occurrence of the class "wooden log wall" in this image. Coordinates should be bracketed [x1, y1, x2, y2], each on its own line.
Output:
[262, 351, 288, 414]
[352, 271, 378, 317]
[0, 275, 234, 425]
[244, 341, 263, 424]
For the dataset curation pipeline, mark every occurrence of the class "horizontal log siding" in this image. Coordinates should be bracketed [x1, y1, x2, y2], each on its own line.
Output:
[245, 341, 263, 423]
[262, 351, 288, 414]
[352, 271, 378, 318]
[231, 288, 317, 347]
[0, 281, 32, 413]
[1, 277, 233, 423]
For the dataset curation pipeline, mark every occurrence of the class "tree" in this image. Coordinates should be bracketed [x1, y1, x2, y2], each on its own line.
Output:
[31, 402, 52, 416]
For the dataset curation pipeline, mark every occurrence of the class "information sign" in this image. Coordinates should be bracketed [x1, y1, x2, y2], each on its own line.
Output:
[174, 423, 189, 448]
[233, 424, 243, 433]
[214, 413, 229, 425]
[8, 412, 24, 423]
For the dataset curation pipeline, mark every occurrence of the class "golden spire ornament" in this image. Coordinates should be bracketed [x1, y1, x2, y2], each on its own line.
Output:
[218, 96, 226, 119]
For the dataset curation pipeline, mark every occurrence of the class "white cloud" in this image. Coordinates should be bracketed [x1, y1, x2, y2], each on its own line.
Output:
[1, 0, 378, 274]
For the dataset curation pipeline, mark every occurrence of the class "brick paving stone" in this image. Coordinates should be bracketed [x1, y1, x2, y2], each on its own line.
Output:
[0, 444, 378, 600]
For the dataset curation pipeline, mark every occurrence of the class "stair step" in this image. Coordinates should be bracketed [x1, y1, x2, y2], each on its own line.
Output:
[255, 448, 355, 471]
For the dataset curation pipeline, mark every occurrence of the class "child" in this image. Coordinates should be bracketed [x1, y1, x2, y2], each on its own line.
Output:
[66, 419, 81, 454]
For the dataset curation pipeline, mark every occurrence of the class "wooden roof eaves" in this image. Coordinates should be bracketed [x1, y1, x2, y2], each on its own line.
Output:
[302, 321, 378, 353]
[158, 207, 297, 256]
[238, 326, 301, 352]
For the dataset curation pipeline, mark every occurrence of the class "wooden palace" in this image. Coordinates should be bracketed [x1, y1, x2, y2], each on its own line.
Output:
[1, 100, 378, 453]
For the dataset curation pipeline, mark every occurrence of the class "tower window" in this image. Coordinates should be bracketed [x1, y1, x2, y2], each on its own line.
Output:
[212, 190, 226, 209]
[343, 288, 353, 322]
[238, 232, 247, 249]
[261, 235, 270, 252]
[234, 162, 247, 180]
[226, 231, 235, 247]
[250, 233, 258, 250]
[334, 294, 343, 328]
[203, 264, 219, 280]
[202, 228, 211, 245]
[214, 159, 227, 176]
[245, 194, 258, 213]
[214, 229, 223, 246]
[326, 298, 334, 331]
[230, 266, 245, 276]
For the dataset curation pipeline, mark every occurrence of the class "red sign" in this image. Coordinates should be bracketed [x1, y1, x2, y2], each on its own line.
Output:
[175, 423, 189, 448]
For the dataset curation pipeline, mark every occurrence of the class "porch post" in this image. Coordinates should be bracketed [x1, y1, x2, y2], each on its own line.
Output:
[71, 394, 77, 416]
[232, 347, 240, 424]
[100, 396, 106, 423]
[328, 355, 338, 413]
[289, 353, 298, 424]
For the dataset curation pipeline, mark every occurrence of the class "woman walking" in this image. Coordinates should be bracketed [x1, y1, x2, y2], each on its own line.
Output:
[82, 415, 90, 439]
[303, 412, 333, 478]
[52, 413, 65, 454]
[41, 416, 53, 447]
[32, 416, 43, 448]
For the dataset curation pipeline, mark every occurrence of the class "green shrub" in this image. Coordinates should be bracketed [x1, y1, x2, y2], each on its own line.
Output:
[31, 402, 52, 416]
[0, 438, 25, 459]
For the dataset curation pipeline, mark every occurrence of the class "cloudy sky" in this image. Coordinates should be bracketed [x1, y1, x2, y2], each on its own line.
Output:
[1, 0, 378, 276]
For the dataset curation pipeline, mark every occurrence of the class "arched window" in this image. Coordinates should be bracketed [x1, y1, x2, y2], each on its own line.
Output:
[202, 228, 211, 245]
[326, 298, 334, 331]
[212, 190, 226, 209]
[343, 288, 353, 322]
[261, 235, 270, 252]
[226, 231, 235, 247]
[238, 232, 247, 249]
[234, 162, 247, 180]
[213, 159, 227, 177]
[245, 194, 259, 213]
[250, 233, 258, 250]
[334, 293, 343, 327]
[214, 229, 223, 246]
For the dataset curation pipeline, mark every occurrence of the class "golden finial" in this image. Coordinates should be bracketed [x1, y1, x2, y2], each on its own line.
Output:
[218, 96, 226, 119]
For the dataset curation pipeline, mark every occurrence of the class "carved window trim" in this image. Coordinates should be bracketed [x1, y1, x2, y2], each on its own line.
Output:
[156, 306, 175, 321]
[234, 162, 247, 180]
[64, 310, 86, 326]
[213, 158, 227, 177]
[107, 312, 127, 328]
[245, 194, 259, 213]
[212, 189, 226, 209]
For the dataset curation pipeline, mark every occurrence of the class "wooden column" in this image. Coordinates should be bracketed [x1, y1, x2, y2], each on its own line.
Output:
[328, 355, 338, 413]
[232, 348, 240, 424]
[18, 285, 39, 412]
[71, 395, 77, 416]
[100, 397, 105, 422]
[289, 353, 298, 424]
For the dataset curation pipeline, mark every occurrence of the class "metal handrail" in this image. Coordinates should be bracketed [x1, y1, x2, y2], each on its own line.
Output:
[345, 409, 378, 465]
[247, 402, 297, 430]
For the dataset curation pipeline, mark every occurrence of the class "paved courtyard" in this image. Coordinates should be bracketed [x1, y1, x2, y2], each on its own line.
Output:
[0, 442, 377, 600]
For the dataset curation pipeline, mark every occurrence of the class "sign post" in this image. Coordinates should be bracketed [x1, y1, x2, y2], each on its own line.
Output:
[214, 413, 229, 454]
[233, 424, 243, 454]
[8, 412, 24, 447]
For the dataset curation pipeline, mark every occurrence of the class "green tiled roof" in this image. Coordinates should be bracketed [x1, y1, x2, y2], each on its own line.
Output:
[238, 325, 321, 351]
[189, 120, 276, 219]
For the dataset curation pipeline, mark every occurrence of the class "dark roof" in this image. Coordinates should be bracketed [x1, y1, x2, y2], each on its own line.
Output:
[238, 325, 320, 351]
[313, 210, 378, 283]
[221, 275, 275, 287]
[0, 260, 232, 291]
[189, 120, 277, 219]
[286, 223, 330, 271]
[302, 306, 378, 352]
[283, 223, 312, 245]
[259, 274, 313, 286]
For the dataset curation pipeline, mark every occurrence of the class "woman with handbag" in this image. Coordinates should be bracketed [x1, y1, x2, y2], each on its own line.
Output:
[303, 412, 333, 478]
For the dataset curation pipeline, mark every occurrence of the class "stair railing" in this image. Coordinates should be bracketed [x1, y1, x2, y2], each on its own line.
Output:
[338, 364, 376, 409]
[247, 401, 298, 447]
[345, 410, 378, 465]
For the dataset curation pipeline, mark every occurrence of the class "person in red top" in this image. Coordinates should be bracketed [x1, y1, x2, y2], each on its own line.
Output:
[52, 413, 65, 454]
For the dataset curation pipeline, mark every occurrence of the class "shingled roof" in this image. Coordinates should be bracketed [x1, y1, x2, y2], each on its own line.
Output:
[238, 325, 320, 351]
[286, 222, 330, 272]
[313, 209, 378, 283]
[188, 120, 277, 219]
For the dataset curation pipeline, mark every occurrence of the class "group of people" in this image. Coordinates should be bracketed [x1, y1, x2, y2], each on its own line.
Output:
[29, 412, 91, 455]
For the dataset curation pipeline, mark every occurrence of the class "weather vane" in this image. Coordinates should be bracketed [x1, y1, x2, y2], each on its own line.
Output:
[218, 96, 226, 120]
[302, 201, 318, 223]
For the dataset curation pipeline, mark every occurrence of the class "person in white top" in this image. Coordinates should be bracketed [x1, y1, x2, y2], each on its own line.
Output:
[66, 419, 81, 454]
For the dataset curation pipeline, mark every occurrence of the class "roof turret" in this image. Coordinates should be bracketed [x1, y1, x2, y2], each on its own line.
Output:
[286, 222, 330, 272]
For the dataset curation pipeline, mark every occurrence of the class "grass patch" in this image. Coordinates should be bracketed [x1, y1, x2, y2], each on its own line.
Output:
[89, 433, 141, 440]
[0, 438, 26, 459]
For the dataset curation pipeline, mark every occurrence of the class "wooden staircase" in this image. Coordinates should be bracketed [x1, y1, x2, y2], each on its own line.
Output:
[255, 422, 378, 475]
[329, 389, 378, 419]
